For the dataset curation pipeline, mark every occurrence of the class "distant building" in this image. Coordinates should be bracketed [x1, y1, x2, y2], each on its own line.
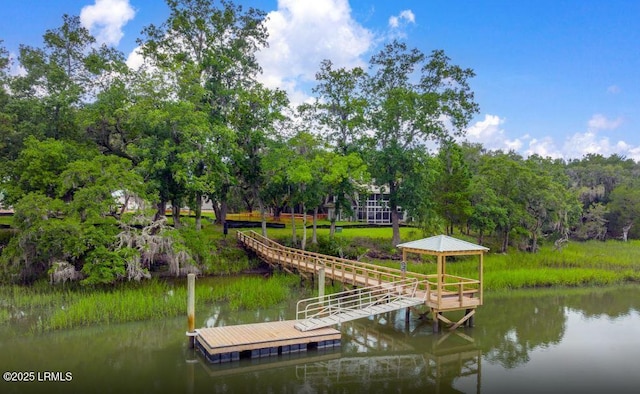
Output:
[329, 185, 407, 225]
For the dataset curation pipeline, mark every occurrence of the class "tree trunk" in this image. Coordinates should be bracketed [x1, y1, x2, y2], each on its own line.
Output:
[312, 206, 318, 245]
[212, 200, 222, 224]
[219, 201, 228, 228]
[330, 217, 336, 238]
[154, 200, 167, 222]
[301, 203, 307, 250]
[259, 198, 267, 237]
[501, 228, 509, 253]
[291, 205, 297, 246]
[194, 193, 203, 231]
[391, 208, 401, 247]
[389, 183, 401, 247]
[531, 232, 538, 253]
[622, 223, 632, 242]
[172, 203, 181, 228]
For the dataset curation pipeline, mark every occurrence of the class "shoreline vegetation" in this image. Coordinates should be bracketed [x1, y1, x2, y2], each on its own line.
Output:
[1, 221, 639, 332]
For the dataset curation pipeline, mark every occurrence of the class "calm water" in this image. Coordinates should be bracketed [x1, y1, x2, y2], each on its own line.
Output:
[1, 285, 639, 394]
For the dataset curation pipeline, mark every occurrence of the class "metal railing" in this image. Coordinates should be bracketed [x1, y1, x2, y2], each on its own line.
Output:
[296, 278, 423, 321]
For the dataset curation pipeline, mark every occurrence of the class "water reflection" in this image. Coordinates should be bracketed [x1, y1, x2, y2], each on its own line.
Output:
[1, 285, 639, 393]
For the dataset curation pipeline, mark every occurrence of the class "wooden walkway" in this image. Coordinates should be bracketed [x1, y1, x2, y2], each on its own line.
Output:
[237, 230, 481, 314]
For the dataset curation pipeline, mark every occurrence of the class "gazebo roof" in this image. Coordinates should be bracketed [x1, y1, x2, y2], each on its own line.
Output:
[397, 235, 489, 255]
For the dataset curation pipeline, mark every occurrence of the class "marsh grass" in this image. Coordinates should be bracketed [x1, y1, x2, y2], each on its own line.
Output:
[364, 238, 639, 291]
[3, 274, 303, 331]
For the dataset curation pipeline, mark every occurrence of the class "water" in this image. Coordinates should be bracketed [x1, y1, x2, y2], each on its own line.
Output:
[1, 285, 639, 393]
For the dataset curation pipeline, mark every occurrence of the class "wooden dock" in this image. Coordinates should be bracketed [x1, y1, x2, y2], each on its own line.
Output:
[237, 230, 488, 332]
[196, 320, 341, 363]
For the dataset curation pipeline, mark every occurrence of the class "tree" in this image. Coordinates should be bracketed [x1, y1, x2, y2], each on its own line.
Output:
[10, 15, 112, 142]
[365, 41, 479, 246]
[433, 140, 473, 235]
[304, 60, 369, 236]
[137, 0, 269, 227]
[607, 180, 640, 241]
[573, 202, 608, 241]
[317, 150, 368, 239]
[0, 139, 147, 284]
[229, 84, 289, 236]
[478, 151, 528, 253]
[520, 155, 579, 252]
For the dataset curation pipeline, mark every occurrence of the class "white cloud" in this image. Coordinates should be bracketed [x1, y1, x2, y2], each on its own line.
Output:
[607, 85, 620, 94]
[389, 10, 415, 28]
[524, 137, 562, 159]
[464, 113, 639, 161]
[256, 0, 374, 106]
[562, 131, 612, 158]
[463, 114, 524, 152]
[627, 146, 640, 162]
[466, 114, 503, 139]
[125, 46, 144, 70]
[587, 113, 623, 131]
[8, 51, 26, 76]
[504, 138, 524, 152]
[80, 0, 135, 46]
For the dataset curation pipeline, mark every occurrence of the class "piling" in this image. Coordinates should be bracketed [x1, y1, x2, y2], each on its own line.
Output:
[318, 268, 325, 299]
[187, 273, 196, 348]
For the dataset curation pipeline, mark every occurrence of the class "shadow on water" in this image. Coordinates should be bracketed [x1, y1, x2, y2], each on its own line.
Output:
[1, 285, 639, 393]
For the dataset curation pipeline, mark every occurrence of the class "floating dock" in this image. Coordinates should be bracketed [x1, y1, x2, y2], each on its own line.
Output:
[196, 320, 341, 364]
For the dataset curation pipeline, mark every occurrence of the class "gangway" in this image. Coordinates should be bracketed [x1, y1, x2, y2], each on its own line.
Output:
[295, 279, 426, 331]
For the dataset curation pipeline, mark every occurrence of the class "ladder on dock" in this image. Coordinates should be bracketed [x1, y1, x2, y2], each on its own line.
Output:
[294, 279, 426, 331]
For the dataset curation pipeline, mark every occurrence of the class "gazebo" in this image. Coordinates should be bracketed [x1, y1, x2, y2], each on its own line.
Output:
[397, 235, 489, 331]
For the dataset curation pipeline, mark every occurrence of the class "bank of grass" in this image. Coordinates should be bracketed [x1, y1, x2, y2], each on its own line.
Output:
[365, 238, 640, 290]
[265, 224, 422, 243]
[2, 274, 303, 331]
[240, 224, 640, 289]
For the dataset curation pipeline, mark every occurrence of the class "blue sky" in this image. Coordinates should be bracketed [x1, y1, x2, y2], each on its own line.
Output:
[2, 0, 639, 161]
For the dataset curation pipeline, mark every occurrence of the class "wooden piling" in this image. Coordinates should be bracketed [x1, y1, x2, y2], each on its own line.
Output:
[187, 273, 196, 348]
[318, 268, 325, 299]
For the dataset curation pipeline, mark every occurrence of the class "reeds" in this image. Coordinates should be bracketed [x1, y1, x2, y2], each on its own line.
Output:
[1, 274, 303, 331]
[368, 238, 639, 291]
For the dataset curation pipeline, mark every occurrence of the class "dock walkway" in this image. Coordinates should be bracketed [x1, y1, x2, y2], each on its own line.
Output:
[196, 320, 341, 364]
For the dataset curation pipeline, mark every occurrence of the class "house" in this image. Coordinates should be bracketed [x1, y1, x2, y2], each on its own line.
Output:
[329, 185, 407, 225]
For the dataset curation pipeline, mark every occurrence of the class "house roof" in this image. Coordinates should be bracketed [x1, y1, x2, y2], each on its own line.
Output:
[397, 235, 489, 254]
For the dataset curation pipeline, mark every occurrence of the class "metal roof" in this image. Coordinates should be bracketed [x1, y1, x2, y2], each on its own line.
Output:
[397, 235, 489, 254]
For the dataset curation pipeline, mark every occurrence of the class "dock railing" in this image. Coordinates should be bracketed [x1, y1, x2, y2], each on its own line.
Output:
[296, 278, 423, 321]
[238, 230, 429, 285]
[238, 230, 480, 310]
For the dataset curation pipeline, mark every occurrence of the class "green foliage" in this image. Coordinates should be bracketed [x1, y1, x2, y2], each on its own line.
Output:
[433, 140, 473, 234]
[0, 138, 148, 284]
[81, 246, 126, 285]
[607, 178, 640, 239]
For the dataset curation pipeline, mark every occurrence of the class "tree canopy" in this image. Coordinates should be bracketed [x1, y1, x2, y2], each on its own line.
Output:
[1, 0, 639, 285]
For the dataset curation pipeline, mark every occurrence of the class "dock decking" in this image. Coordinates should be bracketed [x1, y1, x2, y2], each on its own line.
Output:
[196, 320, 341, 363]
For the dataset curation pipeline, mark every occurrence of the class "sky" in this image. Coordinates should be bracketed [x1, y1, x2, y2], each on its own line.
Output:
[1, 0, 639, 161]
